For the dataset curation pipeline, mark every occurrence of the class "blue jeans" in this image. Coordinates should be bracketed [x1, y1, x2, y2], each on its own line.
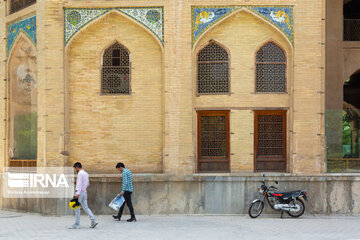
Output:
[75, 192, 96, 226]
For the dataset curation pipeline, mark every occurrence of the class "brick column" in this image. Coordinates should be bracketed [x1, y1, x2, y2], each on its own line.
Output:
[163, 0, 195, 174]
[36, 0, 66, 167]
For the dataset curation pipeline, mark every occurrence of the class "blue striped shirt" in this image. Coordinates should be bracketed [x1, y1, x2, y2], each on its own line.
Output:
[121, 168, 133, 193]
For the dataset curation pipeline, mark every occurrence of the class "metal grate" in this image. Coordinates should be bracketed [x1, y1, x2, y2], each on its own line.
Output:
[256, 42, 286, 93]
[9, 160, 37, 167]
[344, 19, 360, 41]
[10, 0, 36, 14]
[200, 116, 227, 157]
[257, 115, 283, 156]
[197, 43, 229, 94]
[101, 42, 130, 95]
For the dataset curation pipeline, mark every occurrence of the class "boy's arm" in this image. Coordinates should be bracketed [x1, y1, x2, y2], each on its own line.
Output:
[121, 171, 128, 194]
[75, 173, 82, 197]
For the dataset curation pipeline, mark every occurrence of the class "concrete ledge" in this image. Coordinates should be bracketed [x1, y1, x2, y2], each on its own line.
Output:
[2, 174, 360, 215]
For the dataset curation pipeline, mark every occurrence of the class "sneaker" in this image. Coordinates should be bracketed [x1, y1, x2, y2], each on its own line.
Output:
[68, 225, 80, 229]
[90, 221, 98, 228]
[112, 215, 121, 221]
[127, 218, 136, 222]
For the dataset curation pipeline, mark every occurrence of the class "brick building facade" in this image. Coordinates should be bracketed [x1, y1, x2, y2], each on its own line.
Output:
[0, 0, 325, 175]
[6, 1, 357, 216]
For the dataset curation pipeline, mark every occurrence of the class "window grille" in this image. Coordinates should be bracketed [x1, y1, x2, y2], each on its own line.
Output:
[257, 115, 283, 156]
[254, 111, 287, 172]
[200, 116, 227, 157]
[197, 111, 230, 172]
[101, 42, 130, 95]
[197, 43, 229, 94]
[10, 0, 36, 14]
[256, 42, 286, 93]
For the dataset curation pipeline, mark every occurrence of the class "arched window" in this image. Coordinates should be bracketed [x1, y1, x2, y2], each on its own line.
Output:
[197, 42, 229, 94]
[256, 42, 286, 93]
[101, 42, 130, 95]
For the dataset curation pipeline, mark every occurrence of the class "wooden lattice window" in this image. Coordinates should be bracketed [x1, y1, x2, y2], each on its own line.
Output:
[197, 42, 229, 94]
[101, 42, 131, 95]
[197, 111, 230, 172]
[254, 110, 286, 172]
[256, 42, 286, 93]
[10, 0, 36, 14]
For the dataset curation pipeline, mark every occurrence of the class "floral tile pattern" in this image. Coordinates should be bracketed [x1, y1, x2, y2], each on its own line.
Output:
[64, 7, 164, 46]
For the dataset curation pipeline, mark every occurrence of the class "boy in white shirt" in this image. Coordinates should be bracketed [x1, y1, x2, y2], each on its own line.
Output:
[69, 162, 98, 229]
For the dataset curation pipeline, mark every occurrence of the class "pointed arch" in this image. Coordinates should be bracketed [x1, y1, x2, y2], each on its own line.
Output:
[196, 39, 231, 59]
[100, 41, 131, 95]
[255, 40, 287, 93]
[64, 9, 164, 172]
[193, 8, 293, 51]
[8, 30, 36, 61]
[255, 39, 288, 58]
[7, 31, 38, 162]
[196, 39, 230, 95]
[100, 40, 131, 66]
[65, 10, 163, 52]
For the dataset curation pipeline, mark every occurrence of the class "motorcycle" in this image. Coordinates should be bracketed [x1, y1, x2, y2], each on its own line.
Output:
[248, 175, 308, 218]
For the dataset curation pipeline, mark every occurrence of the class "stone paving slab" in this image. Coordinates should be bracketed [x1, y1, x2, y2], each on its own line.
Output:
[0, 210, 360, 240]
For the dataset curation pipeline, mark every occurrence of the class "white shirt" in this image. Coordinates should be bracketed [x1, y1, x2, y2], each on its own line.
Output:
[75, 169, 89, 194]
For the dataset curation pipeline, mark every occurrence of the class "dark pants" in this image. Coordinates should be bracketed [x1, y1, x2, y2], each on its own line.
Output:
[117, 191, 135, 219]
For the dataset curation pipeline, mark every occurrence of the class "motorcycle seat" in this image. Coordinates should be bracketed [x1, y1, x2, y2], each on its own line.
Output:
[277, 190, 302, 198]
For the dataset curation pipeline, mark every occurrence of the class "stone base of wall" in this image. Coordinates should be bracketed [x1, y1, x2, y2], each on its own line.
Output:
[2, 174, 360, 215]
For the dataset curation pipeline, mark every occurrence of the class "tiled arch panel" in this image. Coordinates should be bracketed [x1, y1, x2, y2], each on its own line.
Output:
[7, 15, 37, 55]
[192, 6, 294, 46]
[64, 7, 164, 46]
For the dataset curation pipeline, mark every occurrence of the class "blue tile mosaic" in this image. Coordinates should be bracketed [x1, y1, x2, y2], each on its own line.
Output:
[250, 7, 293, 43]
[8, 16, 36, 55]
[192, 7, 236, 45]
[192, 6, 294, 46]
[64, 7, 164, 46]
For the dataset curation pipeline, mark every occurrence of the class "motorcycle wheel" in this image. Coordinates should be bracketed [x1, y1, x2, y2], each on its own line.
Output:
[248, 200, 264, 218]
[287, 198, 305, 218]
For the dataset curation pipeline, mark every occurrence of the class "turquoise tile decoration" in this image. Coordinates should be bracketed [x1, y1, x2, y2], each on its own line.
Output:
[250, 6, 293, 43]
[8, 16, 36, 55]
[64, 7, 164, 46]
[192, 6, 294, 46]
[192, 7, 236, 45]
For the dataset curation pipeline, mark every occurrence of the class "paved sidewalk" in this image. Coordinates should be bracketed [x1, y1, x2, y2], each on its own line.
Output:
[0, 210, 360, 240]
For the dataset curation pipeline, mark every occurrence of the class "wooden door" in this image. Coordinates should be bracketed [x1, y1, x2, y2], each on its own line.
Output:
[197, 111, 230, 172]
[254, 110, 286, 172]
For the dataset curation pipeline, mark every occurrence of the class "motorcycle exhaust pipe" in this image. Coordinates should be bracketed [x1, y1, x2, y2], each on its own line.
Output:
[275, 204, 301, 212]
[283, 205, 301, 212]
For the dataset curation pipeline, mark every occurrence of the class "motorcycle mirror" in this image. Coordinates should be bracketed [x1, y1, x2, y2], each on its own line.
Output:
[275, 181, 278, 184]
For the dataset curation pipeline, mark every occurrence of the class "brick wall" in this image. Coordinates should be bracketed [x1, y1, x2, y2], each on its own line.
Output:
[0, 0, 326, 175]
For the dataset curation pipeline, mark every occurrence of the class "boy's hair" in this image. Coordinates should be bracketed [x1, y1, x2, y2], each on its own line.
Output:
[73, 162, 82, 168]
[116, 162, 125, 169]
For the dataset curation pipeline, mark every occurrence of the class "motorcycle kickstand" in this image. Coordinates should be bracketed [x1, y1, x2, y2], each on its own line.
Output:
[280, 210, 284, 218]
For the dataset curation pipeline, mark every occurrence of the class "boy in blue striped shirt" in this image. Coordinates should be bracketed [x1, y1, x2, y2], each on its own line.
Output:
[113, 162, 136, 222]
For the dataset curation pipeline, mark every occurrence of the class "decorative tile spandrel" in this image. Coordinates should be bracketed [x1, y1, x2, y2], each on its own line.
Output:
[64, 7, 164, 46]
[8, 16, 36, 55]
[192, 6, 294, 46]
